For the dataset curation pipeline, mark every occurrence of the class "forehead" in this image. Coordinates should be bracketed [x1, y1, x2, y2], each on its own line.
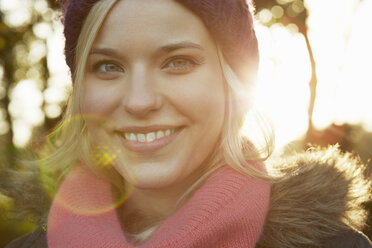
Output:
[93, 0, 214, 51]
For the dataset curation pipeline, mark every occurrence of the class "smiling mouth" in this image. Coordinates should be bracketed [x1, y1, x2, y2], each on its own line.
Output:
[115, 126, 183, 153]
[115, 127, 182, 143]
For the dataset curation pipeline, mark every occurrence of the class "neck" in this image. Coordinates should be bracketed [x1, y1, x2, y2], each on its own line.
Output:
[119, 163, 213, 234]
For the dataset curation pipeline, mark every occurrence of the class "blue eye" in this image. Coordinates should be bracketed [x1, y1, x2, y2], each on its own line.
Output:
[168, 59, 192, 68]
[96, 62, 124, 73]
[163, 57, 201, 74]
[90, 61, 124, 79]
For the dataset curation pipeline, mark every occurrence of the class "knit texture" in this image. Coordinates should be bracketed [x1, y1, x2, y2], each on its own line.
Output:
[47, 165, 270, 248]
[61, 0, 258, 83]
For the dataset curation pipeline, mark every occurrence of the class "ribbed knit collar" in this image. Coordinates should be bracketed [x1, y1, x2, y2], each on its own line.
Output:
[47, 165, 270, 248]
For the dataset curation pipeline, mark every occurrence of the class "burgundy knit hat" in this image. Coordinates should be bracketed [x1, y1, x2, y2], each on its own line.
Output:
[61, 0, 259, 83]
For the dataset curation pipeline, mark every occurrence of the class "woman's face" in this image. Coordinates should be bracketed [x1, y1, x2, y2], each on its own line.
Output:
[81, 0, 226, 191]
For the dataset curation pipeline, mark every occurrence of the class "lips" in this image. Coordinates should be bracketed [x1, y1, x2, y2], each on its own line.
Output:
[115, 126, 184, 153]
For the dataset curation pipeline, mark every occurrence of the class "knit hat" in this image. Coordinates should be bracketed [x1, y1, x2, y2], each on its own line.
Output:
[61, 0, 259, 83]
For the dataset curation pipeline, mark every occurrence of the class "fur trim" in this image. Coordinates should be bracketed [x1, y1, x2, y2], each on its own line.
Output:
[0, 167, 51, 226]
[0, 146, 370, 246]
[257, 146, 371, 248]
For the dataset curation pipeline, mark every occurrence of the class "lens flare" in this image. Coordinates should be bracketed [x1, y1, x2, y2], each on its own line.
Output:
[93, 145, 118, 167]
[36, 114, 133, 217]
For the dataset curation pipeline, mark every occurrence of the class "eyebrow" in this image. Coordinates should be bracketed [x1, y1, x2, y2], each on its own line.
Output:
[89, 41, 204, 57]
[89, 47, 121, 57]
[158, 41, 205, 53]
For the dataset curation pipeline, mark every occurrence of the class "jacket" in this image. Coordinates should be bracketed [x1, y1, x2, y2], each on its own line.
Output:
[2, 146, 372, 247]
[5, 227, 371, 248]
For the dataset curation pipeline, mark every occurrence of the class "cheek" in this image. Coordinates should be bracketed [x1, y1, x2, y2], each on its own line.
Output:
[81, 81, 121, 115]
[168, 70, 226, 123]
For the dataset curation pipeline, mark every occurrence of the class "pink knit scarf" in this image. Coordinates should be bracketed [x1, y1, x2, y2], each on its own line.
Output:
[47, 165, 270, 248]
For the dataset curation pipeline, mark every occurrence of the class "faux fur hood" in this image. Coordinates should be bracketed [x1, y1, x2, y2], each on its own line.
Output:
[257, 146, 371, 247]
[1, 146, 371, 247]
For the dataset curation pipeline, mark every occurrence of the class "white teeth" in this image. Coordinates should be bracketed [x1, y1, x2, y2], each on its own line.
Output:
[129, 133, 137, 141]
[156, 130, 164, 139]
[138, 133, 146, 142]
[123, 128, 176, 142]
[146, 132, 156, 142]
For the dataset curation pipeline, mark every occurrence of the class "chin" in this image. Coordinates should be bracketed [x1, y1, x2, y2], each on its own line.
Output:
[114, 161, 183, 189]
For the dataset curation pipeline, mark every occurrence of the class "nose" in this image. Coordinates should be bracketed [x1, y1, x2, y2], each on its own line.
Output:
[123, 70, 162, 117]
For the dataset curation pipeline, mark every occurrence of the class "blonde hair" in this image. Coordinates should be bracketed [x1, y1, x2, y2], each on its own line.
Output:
[41, 0, 274, 243]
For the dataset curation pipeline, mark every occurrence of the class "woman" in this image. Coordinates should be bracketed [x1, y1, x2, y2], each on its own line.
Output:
[2, 0, 371, 247]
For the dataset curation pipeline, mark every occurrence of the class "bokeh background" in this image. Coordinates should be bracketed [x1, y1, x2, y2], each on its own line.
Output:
[0, 0, 371, 246]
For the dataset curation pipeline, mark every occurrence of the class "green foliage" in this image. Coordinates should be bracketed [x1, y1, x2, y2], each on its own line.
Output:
[255, 0, 307, 30]
[0, 0, 63, 149]
[0, 1, 61, 245]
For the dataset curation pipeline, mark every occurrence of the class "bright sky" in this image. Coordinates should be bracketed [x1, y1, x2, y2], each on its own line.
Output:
[308, 0, 372, 132]
[0, 0, 371, 148]
[254, 23, 311, 150]
[253, 0, 372, 152]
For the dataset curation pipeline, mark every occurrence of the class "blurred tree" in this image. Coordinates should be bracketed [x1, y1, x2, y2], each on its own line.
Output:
[254, 0, 317, 141]
[0, 12, 22, 167]
[0, 0, 66, 151]
[0, 0, 62, 246]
